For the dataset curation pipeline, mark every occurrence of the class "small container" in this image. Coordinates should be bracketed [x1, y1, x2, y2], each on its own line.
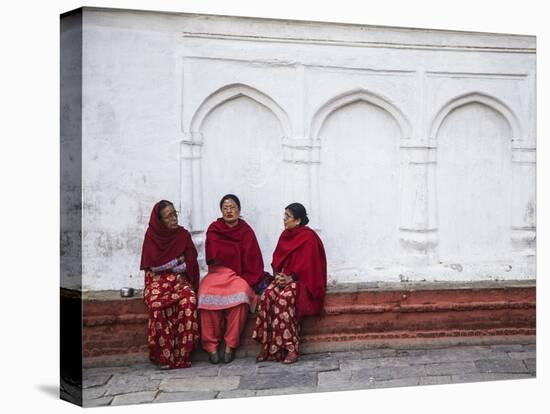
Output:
[120, 287, 135, 298]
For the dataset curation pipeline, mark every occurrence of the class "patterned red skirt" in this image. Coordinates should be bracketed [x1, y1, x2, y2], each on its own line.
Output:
[252, 281, 299, 361]
[143, 271, 199, 369]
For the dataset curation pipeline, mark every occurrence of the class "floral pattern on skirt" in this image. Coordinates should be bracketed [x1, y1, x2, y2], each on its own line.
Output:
[252, 281, 299, 361]
[144, 271, 199, 368]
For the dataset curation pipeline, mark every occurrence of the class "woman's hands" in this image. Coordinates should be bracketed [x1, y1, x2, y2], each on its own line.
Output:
[275, 272, 293, 288]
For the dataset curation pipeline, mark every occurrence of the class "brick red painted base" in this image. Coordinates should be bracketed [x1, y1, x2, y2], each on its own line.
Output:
[81, 283, 535, 366]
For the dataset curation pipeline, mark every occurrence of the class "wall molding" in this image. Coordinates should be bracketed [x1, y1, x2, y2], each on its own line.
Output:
[182, 32, 535, 54]
[189, 82, 292, 137]
[429, 91, 522, 141]
[310, 88, 412, 140]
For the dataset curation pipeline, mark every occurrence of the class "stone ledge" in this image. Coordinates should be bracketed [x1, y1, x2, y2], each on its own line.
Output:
[78, 281, 536, 366]
[79, 279, 536, 300]
[82, 334, 536, 368]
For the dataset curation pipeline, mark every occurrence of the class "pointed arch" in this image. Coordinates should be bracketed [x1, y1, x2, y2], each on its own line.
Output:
[189, 83, 291, 137]
[309, 88, 412, 140]
[429, 92, 521, 140]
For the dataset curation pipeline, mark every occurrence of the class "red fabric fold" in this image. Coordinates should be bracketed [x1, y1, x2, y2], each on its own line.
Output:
[205, 218, 264, 288]
[140, 201, 200, 290]
[272, 226, 327, 319]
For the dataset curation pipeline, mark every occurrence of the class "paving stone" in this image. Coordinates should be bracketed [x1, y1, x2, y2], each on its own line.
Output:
[217, 390, 257, 399]
[111, 391, 158, 406]
[255, 386, 318, 397]
[415, 347, 500, 364]
[371, 377, 420, 389]
[507, 351, 536, 360]
[239, 372, 317, 390]
[319, 382, 371, 392]
[256, 358, 339, 374]
[475, 358, 528, 374]
[149, 363, 220, 380]
[299, 352, 334, 361]
[361, 348, 397, 359]
[424, 361, 479, 376]
[330, 351, 364, 360]
[128, 362, 158, 372]
[83, 374, 112, 388]
[105, 375, 161, 396]
[442, 345, 492, 353]
[352, 365, 427, 382]
[396, 349, 428, 357]
[376, 356, 424, 367]
[78, 342, 538, 406]
[317, 370, 357, 392]
[339, 358, 379, 371]
[419, 376, 452, 385]
[83, 396, 113, 407]
[159, 376, 240, 392]
[524, 358, 536, 373]
[489, 344, 524, 352]
[451, 372, 533, 383]
[154, 391, 218, 403]
[83, 384, 108, 400]
[219, 360, 257, 376]
[318, 370, 352, 385]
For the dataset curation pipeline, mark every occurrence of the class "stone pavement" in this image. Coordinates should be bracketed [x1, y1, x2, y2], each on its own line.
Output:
[81, 341, 536, 407]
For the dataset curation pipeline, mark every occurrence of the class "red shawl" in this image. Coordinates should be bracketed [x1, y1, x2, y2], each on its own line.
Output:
[205, 218, 264, 288]
[272, 225, 327, 320]
[140, 201, 200, 290]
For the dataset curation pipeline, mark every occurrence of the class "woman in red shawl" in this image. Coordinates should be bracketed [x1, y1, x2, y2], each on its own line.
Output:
[253, 202, 327, 364]
[140, 200, 200, 369]
[198, 194, 264, 364]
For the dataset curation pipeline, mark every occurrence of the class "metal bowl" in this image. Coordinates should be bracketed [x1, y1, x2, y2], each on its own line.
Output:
[120, 287, 135, 298]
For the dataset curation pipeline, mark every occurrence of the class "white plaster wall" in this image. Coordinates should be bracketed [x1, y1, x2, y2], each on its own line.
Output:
[72, 8, 536, 291]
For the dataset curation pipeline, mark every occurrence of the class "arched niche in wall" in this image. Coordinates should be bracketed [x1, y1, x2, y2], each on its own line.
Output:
[186, 83, 291, 270]
[190, 83, 292, 137]
[310, 89, 410, 281]
[432, 93, 517, 263]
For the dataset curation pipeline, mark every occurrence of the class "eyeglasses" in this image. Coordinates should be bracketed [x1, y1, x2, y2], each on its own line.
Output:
[161, 210, 179, 220]
[222, 206, 238, 212]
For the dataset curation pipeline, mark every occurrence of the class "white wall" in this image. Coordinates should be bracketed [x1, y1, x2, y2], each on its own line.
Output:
[67, 8, 536, 291]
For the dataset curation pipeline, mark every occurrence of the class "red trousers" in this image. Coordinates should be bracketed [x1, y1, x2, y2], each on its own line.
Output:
[200, 303, 249, 353]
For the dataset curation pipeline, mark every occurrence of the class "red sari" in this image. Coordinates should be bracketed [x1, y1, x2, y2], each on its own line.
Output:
[253, 225, 327, 361]
[140, 201, 200, 368]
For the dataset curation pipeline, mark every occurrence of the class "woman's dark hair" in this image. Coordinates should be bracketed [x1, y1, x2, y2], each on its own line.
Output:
[157, 200, 174, 220]
[219, 194, 241, 210]
[285, 202, 309, 226]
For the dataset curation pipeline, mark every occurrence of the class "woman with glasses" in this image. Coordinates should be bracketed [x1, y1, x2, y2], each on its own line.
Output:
[140, 200, 200, 369]
[252, 203, 327, 364]
[198, 194, 265, 364]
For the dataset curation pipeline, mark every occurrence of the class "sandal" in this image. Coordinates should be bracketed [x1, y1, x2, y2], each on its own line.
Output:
[208, 350, 220, 364]
[256, 349, 269, 362]
[223, 347, 234, 364]
[282, 351, 299, 364]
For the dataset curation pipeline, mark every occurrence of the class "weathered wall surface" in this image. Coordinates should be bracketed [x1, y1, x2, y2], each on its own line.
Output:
[67, 8, 536, 291]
